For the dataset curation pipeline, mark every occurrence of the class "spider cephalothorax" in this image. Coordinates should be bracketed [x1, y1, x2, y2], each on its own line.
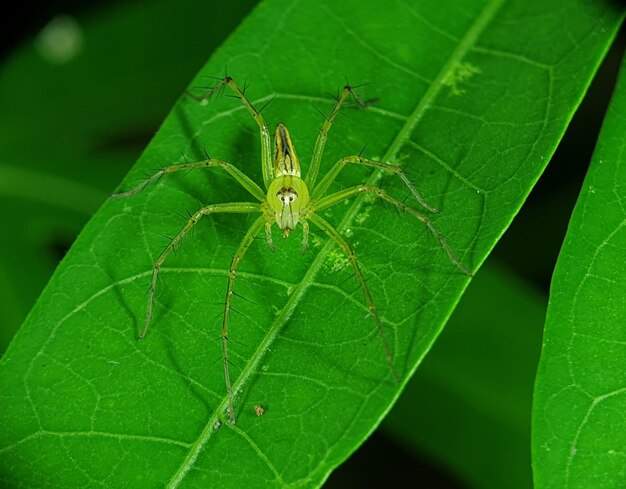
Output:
[112, 76, 471, 424]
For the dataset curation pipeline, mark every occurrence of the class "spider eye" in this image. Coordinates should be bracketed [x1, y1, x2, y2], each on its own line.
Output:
[276, 188, 298, 204]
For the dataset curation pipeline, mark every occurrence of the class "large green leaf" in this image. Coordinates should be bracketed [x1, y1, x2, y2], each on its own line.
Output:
[0, 0, 622, 487]
[533, 45, 626, 489]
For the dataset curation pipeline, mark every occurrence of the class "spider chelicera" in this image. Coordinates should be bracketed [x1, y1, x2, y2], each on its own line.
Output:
[112, 76, 471, 424]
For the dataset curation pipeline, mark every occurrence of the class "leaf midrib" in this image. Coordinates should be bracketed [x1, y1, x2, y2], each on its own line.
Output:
[168, 0, 503, 485]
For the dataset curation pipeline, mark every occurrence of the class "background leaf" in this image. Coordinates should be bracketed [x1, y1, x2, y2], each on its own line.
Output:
[533, 47, 626, 489]
[0, 0, 623, 487]
[383, 262, 545, 489]
[0, 0, 258, 353]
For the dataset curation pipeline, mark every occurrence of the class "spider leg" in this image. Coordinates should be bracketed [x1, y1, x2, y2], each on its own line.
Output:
[312, 156, 438, 213]
[138, 202, 262, 341]
[301, 220, 309, 254]
[307, 213, 400, 381]
[187, 77, 273, 189]
[222, 215, 267, 424]
[316, 185, 472, 276]
[264, 221, 276, 252]
[111, 158, 265, 202]
[305, 85, 364, 188]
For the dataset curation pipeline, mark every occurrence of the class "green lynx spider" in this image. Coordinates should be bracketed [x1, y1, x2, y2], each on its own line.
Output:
[112, 77, 471, 424]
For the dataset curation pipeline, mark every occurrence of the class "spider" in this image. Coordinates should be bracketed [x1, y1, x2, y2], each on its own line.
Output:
[112, 76, 471, 424]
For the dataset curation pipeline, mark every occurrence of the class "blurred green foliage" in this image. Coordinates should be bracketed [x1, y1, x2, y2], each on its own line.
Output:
[0, 0, 258, 352]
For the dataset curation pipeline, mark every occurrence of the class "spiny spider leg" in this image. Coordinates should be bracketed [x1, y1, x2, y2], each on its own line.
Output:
[187, 77, 273, 189]
[222, 215, 266, 424]
[300, 220, 310, 253]
[305, 85, 364, 188]
[307, 213, 400, 382]
[111, 158, 265, 201]
[312, 155, 438, 213]
[315, 185, 472, 276]
[139, 202, 262, 341]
